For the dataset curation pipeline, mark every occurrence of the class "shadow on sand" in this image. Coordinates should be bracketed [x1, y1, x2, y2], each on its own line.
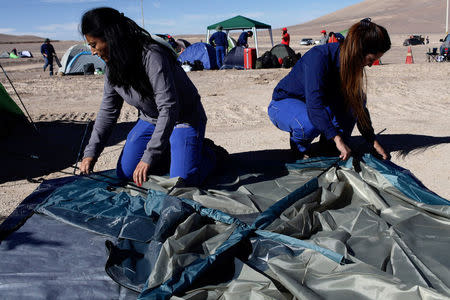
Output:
[349, 134, 450, 158]
[2, 119, 449, 186]
[0, 119, 136, 183]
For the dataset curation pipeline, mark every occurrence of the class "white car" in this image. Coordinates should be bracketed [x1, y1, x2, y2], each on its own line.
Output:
[300, 38, 314, 46]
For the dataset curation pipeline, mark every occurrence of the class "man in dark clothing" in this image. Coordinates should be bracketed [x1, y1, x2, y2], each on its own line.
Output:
[237, 30, 253, 48]
[40, 38, 56, 75]
[209, 25, 228, 68]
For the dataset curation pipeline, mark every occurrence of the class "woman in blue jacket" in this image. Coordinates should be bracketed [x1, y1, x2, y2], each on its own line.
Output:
[268, 18, 390, 160]
[79, 7, 217, 186]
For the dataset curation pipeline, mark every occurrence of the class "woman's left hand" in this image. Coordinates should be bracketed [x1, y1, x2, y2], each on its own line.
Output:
[133, 161, 150, 186]
[373, 140, 390, 160]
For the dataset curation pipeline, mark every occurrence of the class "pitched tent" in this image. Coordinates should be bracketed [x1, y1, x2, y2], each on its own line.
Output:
[0, 51, 10, 59]
[175, 39, 191, 53]
[0, 82, 29, 137]
[227, 36, 237, 52]
[19, 51, 33, 58]
[270, 44, 296, 61]
[151, 34, 178, 56]
[220, 46, 245, 70]
[207, 15, 274, 57]
[177, 42, 218, 70]
[59, 43, 105, 75]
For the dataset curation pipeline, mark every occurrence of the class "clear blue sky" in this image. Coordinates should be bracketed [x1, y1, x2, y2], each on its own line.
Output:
[0, 0, 362, 41]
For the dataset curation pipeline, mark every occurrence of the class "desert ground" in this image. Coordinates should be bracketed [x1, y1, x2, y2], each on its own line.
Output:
[0, 32, 449, 223]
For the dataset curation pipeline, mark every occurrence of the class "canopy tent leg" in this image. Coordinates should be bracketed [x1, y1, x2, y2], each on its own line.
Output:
[268, 28, 274, 47]
[252, 27, 259, 57]
[206, 30, 210, 44]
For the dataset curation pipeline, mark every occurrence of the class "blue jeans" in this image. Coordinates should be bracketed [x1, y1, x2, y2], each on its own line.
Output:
[116, 119, 216, 186]
[43, 56, 53, 75]
[215, 46, 226, 68]
[268, 98, 355, 153]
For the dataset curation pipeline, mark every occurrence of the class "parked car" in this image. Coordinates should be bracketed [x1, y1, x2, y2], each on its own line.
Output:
[300, 38, 314, 46]
[439, 34, 450, 59]
[403, 35, 425, 46]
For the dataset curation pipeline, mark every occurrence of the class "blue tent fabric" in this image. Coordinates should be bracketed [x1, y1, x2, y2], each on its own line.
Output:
[177, 42, 218, 70]
[1, 154, 450, 299]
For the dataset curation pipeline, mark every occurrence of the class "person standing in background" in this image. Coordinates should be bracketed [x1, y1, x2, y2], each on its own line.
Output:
[40, 38, 56, 76]
[281, 27, 290, 46]
[319, 30, 328, 45]
[209, 25, 228, 68]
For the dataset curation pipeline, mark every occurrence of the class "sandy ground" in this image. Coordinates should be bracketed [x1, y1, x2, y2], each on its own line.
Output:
[0, 33, 449, 223]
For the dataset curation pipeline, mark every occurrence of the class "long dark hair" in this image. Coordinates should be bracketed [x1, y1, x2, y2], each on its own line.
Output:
[81, 7, 171, 99]
[340, 18, 391, 130]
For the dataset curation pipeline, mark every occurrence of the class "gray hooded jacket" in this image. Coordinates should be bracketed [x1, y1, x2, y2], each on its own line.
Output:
[83, 43, 207, 166]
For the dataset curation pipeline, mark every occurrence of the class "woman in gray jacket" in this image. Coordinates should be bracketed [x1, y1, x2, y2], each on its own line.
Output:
[80, 7, 216, 186]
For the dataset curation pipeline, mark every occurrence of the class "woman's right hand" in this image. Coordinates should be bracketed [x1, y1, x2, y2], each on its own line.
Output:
[80, 157, 96, 175]
[334, 135, 352, 160]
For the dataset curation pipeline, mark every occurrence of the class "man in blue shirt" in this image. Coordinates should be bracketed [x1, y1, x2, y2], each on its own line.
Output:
[40, 38, 56, 76]
[209, 26, 228, 68]
[237, 30, 253, 48]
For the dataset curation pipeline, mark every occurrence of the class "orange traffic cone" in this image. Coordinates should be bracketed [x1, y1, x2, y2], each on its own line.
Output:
[372, 59, 381, 65]
[405, 46, 414, 64]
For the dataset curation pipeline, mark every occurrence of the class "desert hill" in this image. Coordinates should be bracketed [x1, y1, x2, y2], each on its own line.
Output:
[283, 0, 448, 35]
[0, 33, 48, 44]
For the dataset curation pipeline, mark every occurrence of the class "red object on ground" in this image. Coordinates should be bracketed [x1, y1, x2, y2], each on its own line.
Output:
[372, 59, 380, 65]
[405, 46, 414, 64]
[244, 48, 256, 69]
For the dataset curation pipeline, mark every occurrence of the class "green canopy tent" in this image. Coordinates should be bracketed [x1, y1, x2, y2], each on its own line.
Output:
[207, 15, 274, 57]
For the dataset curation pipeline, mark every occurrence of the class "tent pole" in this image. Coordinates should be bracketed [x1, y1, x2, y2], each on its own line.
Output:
[0, 63, 38, 133]
[206, 30, 210, 44]
[268, 28, 274, 47]
[252, 27, 259, 57]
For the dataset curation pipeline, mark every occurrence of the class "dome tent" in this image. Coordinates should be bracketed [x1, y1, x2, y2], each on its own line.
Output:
[220, 46, 245, 70]
[59, 44, 105, 75]
[177, 42, 218, 70]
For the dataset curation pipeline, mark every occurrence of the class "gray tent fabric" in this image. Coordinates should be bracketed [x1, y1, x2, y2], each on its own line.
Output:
[59, 43, 105, 75]
[0, 51, 10, 58]
[1, 154, 449, 299]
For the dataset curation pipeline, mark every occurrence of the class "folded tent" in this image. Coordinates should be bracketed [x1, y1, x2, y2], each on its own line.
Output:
[1, 152, 450, 299]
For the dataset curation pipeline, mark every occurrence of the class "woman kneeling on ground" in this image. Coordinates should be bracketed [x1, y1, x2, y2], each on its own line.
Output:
[268, 18, 390, 161]
[80, 7, 217, 186]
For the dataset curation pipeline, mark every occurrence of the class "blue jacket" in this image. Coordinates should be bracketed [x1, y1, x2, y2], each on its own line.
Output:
[272, 42, 375, 141]
[209, 31, 228, 47]
[237, 32, 249, 46]
[40, 43, 55, 58]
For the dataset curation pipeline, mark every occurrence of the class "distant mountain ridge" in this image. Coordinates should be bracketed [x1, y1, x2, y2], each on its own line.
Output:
[285, 0, 448, 35]
[0, 33, 47, 44]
